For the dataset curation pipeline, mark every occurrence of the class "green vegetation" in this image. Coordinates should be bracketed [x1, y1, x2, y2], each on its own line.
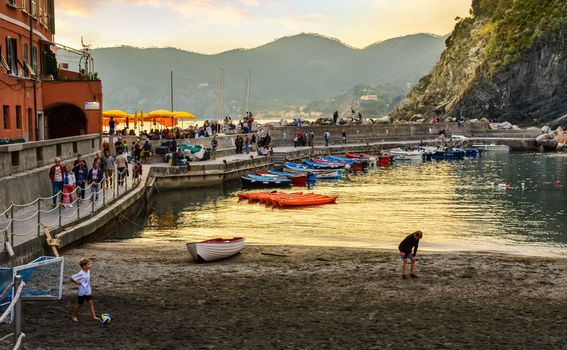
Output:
[470, 0, 567, 72]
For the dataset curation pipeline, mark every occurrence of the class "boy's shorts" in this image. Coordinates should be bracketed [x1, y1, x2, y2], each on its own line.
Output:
[77, 295, 93, 304]
[399, 252, 415, 260]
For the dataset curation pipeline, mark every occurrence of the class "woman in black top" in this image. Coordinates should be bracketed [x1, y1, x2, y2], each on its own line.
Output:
[398, 230, 423, 279]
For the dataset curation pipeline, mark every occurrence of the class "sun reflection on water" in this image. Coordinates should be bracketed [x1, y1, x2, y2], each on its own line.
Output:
[121, 153, 567, 257]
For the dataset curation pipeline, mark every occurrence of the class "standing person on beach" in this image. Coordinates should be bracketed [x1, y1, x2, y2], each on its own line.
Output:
[341, 129, 347, 144]
[398, 230, 423, 279]
[70, 258, 100, 322]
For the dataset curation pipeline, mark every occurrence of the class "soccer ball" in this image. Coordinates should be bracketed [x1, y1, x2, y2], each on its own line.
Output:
[100, 313, 111, 325]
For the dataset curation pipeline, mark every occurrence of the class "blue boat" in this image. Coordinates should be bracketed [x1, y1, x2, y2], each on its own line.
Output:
[284, 162, 342, 179]
[428, 150, 466, 160]
[241, 174, 292, 189]
[303, 159, 344, 169]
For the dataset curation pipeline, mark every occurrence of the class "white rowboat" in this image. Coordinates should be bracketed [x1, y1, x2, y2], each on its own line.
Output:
[186, 237, 245, 263]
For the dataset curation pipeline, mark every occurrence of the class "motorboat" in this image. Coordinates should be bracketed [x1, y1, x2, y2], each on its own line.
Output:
[186, 237, 245, 263]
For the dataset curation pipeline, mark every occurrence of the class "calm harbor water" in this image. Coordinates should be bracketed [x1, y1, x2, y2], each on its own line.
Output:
[113, 152, 567, 257]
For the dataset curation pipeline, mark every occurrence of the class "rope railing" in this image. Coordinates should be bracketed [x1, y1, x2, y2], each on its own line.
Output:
[0, 164, 142, 254]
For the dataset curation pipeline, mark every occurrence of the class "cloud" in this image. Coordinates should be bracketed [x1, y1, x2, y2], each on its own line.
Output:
[57, 0, 259, 22]
[265, 14, 328, 28]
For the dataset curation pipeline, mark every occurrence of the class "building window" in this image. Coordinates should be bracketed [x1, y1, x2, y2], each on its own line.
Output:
[7, 0, 17, 8]
[3, 106, 10, 129]
[23, 44, 28, 64]
[31, 46, 38, 75]
[15, 106, 21, 129]
[6, 38, 18, 76]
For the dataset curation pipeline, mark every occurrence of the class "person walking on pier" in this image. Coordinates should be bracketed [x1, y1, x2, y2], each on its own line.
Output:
[211, 136, 218, 160]
[307, 131, 315, 147]
[73, 157, 88, 200]
[398, 230, 423, 279]
[87, 162, 103, 201]
[245, 135, 250, 154]
[341, 129, 347, 144]
[323, 131, 330, 147]
[102, 150, 115, 188]
[49, 157, 65, 208]
[116, 151, 128, 187]
[62, 166, 76, 208]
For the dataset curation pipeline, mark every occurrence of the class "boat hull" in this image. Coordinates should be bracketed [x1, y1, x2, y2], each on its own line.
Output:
[241, 176, 292, 189]
[186, 237, 245, 263]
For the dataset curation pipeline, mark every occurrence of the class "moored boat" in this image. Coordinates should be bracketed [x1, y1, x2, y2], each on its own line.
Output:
[471, 144, 511, 152]
[241, 175, 292, 189]
[257, 170, 308, 186]
[186, 237, 245, 263]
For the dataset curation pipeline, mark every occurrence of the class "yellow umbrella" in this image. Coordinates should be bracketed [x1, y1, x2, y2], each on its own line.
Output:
[173, 111, 197, 129]
[146, 110, 175, 129]
[103, 110, 131, 118]
[147, 109, 174, 117]
[173, 111, 197, 119]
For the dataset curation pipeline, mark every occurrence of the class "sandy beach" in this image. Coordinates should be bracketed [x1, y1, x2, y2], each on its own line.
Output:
[20, 242, 567, 349]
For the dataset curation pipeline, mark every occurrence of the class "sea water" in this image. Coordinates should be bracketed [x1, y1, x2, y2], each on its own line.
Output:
[112, 152, 567, 257]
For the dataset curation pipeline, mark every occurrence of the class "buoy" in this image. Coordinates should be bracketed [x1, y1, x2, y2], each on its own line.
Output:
[556, 180, 561, 187]
[521, 182, 525, 190]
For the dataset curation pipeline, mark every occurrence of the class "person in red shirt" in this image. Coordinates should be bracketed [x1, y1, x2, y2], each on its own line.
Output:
[48, 157, 66, 207]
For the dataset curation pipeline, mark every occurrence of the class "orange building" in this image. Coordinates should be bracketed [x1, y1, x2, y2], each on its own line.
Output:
[0, 0, 103, 143]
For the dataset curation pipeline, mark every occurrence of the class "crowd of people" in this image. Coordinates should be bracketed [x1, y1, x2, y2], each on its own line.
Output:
[48, 146, 143, 208]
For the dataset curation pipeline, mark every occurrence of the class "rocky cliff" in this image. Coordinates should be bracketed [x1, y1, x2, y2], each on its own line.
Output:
[393, 0, 567, 126]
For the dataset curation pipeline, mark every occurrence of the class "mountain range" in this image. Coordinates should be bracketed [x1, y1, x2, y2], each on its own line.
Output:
[90, 33, 446, 119]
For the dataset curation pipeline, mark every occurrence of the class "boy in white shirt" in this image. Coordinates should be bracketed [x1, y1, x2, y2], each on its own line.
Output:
[70, 258, 100, 322]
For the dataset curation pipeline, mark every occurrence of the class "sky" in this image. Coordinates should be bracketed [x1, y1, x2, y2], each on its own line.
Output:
[55, 0, 471, 54]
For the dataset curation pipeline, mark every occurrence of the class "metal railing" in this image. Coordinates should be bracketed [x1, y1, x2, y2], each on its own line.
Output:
[0, 276, 25, 350]
[0, 166, 142, 254]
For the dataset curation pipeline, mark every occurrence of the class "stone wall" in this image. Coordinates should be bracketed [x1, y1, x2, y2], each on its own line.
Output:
[0, 134, 100, 212]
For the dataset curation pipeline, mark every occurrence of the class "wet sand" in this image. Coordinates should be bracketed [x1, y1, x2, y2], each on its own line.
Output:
[21, 242, 567, 349]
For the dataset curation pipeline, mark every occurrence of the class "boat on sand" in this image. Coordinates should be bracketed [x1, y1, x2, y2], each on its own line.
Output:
[186, 237, 245, 263]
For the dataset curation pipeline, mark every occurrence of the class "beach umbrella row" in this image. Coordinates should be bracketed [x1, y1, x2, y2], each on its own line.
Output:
[102, 110, 198, 128]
